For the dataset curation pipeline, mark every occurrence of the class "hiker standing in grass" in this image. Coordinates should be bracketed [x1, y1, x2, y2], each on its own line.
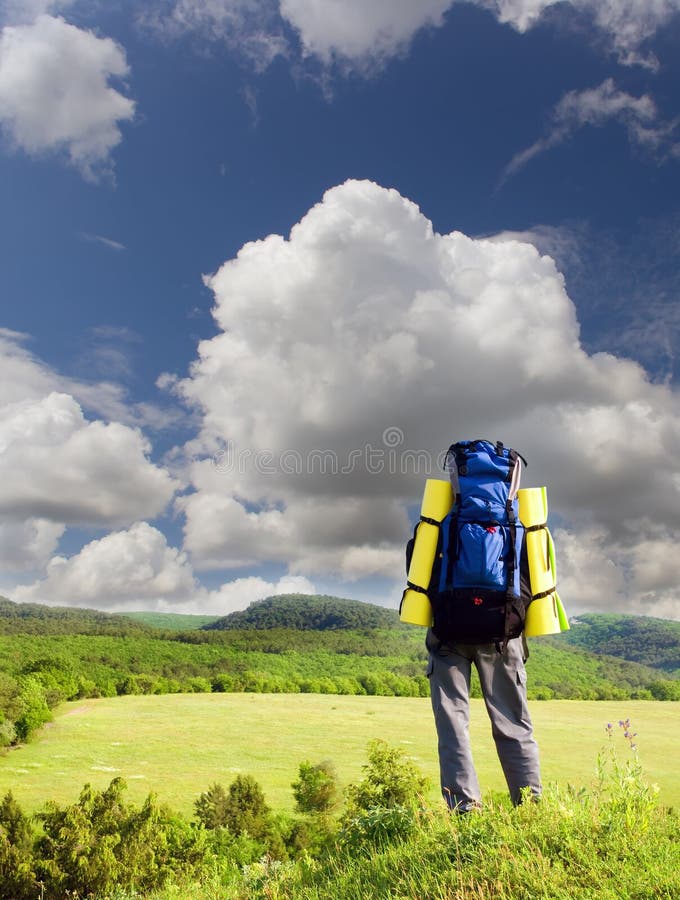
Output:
[423, 441, 541, 812]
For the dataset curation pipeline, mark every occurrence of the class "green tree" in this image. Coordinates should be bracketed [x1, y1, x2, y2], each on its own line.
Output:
[0, 792, 33, 850]
[223, 775, 271, 838]
[292, 761, 338, 814]
[649, 680, 680, 700]
[194, 782, 229, 829]
[14, 675, 51, 741]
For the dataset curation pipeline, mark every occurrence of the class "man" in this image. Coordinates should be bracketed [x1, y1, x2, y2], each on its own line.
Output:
[425, 440, 542, 811]
[426, 631, 541, 811]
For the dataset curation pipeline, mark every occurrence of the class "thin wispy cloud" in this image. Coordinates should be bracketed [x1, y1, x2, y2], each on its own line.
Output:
[480, 0, 680, 71]
[502, 79, 680, 183]
[242, 83, 259, 127]
[80, 232, 126, 251]
[91, 325, 140, 341]
[138, 0, 288, 72]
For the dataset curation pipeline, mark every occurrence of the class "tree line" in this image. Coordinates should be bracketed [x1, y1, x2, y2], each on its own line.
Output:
[1, 596, 679, 747]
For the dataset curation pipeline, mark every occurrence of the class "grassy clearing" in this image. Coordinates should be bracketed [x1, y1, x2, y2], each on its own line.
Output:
[122, 612, 220, 630]
[0, 694, 678, 817]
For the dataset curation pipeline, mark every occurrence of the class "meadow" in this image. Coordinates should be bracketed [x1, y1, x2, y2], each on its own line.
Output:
[1, 692, 677, 817]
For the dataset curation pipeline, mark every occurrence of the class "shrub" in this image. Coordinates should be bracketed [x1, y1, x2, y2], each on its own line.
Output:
[117, 675, 142, 695]
[204, 825, 271, 868]
[0, 791, 36, 900]
[222, 774, 271, 838]
[186, 676, 212, 693]
[339, 740, 430, 851]
[343, 740, 429, 815]
[195, 775, 286, 860]
[195, 783, 230, 829]
[0, 826, 36, 900]
[292, 760, 338, 814]
[35, 777, 206, 898]
[211, 673, 242, 692]
[0, 715, 16, 748]
[649, 680, 680, 700]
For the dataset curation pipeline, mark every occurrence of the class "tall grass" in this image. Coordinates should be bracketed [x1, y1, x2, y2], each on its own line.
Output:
[125, 721, 679, 899]
[235, 795, 677, 897]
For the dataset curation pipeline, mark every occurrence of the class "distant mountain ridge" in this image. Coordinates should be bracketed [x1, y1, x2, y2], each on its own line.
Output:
[552, 613, 680, 675]
[204, 594, 398, 632]
[205, 595, 680, 683]
[3, 595, 679, 675]
[0, 597, 154, 636]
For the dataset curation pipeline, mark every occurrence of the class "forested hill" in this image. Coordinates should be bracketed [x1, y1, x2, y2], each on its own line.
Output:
[553, 613, 680, 675]
[204, 594, 398, 631]
[0, 597, 153, 636]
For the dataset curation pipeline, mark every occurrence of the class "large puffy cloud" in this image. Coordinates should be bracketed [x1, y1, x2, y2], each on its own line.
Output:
[206, 573, 317, 615]
[280, 0, 452, 70]
[176, 457, 407, 577]
[173, 179, 680, 618]
[0, 14, 134, 180]
[0, 328, 63, 407]
[12, 523, 198, 610]
[556, 527, 680, 622]
[11, 521, 316, 613]
[0, 330, 179, 579]
[0, 518, 64, 571]
[0, 326, 315, 611]
[0, 391, 178, 525]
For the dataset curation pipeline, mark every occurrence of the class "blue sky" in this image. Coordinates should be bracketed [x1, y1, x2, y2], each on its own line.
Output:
[1, 1, 680, 619]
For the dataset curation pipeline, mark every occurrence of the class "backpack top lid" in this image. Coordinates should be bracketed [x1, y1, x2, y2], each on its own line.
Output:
[444, 440, 524, 523]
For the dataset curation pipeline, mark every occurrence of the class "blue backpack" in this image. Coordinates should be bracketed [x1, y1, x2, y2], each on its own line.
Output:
[430, 440, 531, 647]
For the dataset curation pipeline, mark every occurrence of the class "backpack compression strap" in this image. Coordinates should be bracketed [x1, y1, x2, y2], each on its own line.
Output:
[524, 522, 557, 601]
[500, 497, 520, 652]
[404, 515, 443, 596]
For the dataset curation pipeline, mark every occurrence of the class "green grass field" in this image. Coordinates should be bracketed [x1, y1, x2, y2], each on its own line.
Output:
[1, 694, 677, 818]
[123, 611, 220, 630]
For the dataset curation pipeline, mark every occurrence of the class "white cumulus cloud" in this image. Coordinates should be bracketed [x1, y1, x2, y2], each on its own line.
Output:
[172, 179, 680, 618]
[0, 14, 135, 180]
[11, 522, 199, 609]
[280, 0, 451, 70]
[205, 573, 317, 615]
[0, 329, 179, 579]
[0, 517, 65, 571]
[0, 391, 178, 526]
[11, 521, 316, 613]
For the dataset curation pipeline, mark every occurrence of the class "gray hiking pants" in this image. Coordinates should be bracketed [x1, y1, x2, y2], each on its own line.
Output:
[427, 636, 541, 810]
